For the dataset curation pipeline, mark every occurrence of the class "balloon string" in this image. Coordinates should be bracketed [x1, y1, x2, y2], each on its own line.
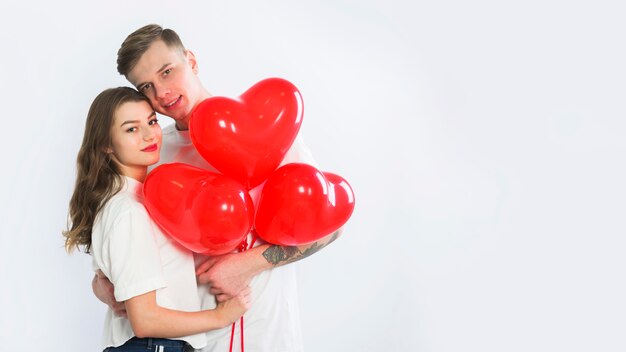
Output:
[229, 322, 236, 352]
[249, 229, 259, 248]
[240, 315, 245, 352]
[229, 232, 256, 352]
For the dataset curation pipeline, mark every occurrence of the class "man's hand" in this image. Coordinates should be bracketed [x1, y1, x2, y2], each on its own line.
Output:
[196, 229, 343, 301]
[92, 270, 126, 317]
[196, 250, 264, 302]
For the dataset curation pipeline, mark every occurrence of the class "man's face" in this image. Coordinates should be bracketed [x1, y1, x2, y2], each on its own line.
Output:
[127, 40, 202, 125]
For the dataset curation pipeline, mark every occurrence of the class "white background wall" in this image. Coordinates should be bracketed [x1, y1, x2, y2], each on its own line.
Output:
[1, 0, 625, 351]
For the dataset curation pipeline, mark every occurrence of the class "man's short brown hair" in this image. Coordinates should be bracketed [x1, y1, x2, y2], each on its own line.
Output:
[117, 24, 186, 76]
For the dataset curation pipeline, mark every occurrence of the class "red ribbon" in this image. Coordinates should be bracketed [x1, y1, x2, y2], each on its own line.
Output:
[228, 232, 258, 352]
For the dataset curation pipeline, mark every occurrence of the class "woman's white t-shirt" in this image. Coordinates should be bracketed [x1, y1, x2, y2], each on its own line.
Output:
[90, 175, 206, 350]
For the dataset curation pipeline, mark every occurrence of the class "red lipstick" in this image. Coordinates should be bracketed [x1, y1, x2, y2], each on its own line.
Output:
[142, 144, 158, 152]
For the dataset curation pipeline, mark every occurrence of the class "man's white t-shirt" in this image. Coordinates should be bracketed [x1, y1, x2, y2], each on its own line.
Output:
[154, 124, 318, 352]
[91, 175, 206, 350]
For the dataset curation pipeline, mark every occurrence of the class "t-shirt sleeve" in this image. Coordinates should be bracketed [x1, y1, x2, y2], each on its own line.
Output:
[103, 205, 166, 302]
[280, 133, 320, 168]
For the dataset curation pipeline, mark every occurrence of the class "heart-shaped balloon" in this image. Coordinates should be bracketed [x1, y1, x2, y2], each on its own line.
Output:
[143, 163, 254, 255]
[255, 163, 355, 246]
[189, 78, 303, 189]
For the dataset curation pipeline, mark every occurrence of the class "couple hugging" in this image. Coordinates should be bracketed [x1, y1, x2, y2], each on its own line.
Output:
[63, 24, 343, 352]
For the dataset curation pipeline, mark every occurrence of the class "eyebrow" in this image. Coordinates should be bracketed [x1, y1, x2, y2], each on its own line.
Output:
[135, 64, 172, 88]
[156, 63, 171, 74]
[119, 111, 156, 127]
[120, 120, 138, 126]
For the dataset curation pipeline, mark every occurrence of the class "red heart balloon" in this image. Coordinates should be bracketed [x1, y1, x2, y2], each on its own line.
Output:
[189, 78, 303, 189]
[143, 163, 254, 255]
[255, 163, 355, 246]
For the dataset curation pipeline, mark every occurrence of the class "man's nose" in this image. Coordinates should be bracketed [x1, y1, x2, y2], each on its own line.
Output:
[153, 81, 170, 100]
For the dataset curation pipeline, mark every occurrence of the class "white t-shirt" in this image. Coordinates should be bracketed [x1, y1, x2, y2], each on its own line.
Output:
[91, 175, 206, 350]
[154, 124, 318, 352]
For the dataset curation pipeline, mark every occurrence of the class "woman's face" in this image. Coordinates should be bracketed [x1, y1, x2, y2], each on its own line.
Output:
[108, 100, 162, 175]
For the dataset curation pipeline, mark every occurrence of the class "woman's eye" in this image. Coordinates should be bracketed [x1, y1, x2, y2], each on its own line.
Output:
[126, 127, 137, 133]
[149, 118, 159, 125]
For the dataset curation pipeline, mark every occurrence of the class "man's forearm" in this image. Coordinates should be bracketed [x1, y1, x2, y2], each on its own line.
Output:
[195, 229, 344, 297]
[260, 229, 342, 267]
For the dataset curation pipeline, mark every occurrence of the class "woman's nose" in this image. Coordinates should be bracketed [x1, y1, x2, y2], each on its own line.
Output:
[143, 127, 157, 141]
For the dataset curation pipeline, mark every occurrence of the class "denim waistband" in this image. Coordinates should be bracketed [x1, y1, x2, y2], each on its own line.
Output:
[126, 337, 189, 348]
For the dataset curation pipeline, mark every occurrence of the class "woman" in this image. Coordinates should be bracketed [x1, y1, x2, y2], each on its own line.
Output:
[63, 87, 249, 351]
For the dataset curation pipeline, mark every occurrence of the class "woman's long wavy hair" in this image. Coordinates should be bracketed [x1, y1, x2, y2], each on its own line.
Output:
[63, 87, 150, 253]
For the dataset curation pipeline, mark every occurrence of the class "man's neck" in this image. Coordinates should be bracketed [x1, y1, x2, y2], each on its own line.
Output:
[175, 120, 190, 131]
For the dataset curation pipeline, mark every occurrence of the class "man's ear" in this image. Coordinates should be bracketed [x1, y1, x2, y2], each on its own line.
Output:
[186, 49, 198, 74]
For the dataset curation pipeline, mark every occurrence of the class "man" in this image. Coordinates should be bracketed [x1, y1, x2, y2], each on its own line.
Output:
[93, 24, 343, 351]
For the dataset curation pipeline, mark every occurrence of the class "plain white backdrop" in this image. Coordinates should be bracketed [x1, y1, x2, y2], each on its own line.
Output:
[1, 0, 625, 351]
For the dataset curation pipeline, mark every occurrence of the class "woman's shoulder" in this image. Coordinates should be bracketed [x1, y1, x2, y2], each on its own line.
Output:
[99, 190, 149, 225]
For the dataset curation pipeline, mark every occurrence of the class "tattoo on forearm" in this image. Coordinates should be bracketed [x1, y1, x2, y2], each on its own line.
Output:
[262, 230, 341, 265]
[262, 246, 298, 264]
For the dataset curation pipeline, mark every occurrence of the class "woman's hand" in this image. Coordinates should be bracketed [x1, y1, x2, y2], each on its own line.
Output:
[214, 286, 252, 327]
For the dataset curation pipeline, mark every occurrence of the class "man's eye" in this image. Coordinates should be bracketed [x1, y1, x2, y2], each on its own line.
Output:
[163, 68, 172, 76]
[140, 83, 152, 92]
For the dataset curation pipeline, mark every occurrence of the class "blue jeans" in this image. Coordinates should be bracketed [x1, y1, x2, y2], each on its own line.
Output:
[103, 337, 193, 352]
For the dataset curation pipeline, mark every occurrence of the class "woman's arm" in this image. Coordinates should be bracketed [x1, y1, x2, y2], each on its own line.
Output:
[125, 288, 250, 338]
